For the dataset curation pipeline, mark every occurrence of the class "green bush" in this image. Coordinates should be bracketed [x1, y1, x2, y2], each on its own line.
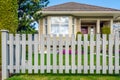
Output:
[101, 26, 111, 34]
[101, 26, 111, 40]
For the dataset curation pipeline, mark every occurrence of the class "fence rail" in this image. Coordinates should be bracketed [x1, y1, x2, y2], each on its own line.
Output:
[1, 30, 120, 80]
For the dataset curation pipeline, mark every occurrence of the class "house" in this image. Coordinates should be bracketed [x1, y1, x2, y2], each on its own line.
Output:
[38, 2, 120, 36]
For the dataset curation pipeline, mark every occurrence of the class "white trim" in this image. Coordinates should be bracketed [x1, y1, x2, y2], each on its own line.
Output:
[81, 18, 112, 21]
[39, 11, 120, 14]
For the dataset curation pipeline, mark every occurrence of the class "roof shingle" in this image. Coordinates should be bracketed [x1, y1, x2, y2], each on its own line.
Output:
[42, 2, 120, 11]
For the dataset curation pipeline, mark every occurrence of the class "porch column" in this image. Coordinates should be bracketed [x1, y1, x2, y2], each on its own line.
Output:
[79, 19, 81, 32]
[69, 16, 72, 36]
[76, 18, 81, 33]
[110, 19, 113, 34]
[74, 18, 77, 34]
[96, 19, 100, 34]
[39, 19, 43, 35]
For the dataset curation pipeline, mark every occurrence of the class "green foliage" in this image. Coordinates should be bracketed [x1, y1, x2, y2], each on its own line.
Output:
[101, 26, 111, 34]
[101, 26, 111, 40]
[18, 0, 49, 33]
[0, 0, 18, 33]
[0, 0, 18, 66]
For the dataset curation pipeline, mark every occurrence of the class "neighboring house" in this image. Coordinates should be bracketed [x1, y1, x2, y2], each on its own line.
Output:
[38, 2, 120, 36]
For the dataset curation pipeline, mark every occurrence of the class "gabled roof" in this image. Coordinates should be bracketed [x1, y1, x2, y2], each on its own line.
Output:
[42, 2, 120, 11]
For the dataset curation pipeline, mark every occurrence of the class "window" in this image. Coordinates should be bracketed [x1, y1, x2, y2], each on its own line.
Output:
[51, 17, 69, 35]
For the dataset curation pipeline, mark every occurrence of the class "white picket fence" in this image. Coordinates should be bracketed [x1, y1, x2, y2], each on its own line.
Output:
[1, 30, 120, 80]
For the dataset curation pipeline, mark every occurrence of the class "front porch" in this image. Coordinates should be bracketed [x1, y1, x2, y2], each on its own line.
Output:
[75, 18, 114, 34]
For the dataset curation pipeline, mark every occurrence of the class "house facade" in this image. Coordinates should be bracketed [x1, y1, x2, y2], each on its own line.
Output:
[38, 2, 120, 36]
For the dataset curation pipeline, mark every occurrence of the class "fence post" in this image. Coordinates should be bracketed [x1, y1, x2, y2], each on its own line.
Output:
[1, 30, 9, 80]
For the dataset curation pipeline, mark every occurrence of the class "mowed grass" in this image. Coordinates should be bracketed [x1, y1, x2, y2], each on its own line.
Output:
[7, 74, 120, 80]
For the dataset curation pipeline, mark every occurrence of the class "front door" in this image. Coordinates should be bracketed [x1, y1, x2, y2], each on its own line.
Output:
[81, 26, 88, 34]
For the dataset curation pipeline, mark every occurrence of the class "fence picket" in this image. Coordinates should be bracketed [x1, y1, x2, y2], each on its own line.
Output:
[115, 33, 119, 74]
[15, 34, 20, 73]
[90, 34, 94, 74]
[96, 34, 101, 74]
[102, 34, 107, 74]
[83, 34, 88, 74]
[21, 34, 26, 73]
[65, 35, 69, 73]
[59, 35, 63, 73]
[53, 35, 57, 73]
[108, 34, 114, 74]
[47, 35, 51, 73]
[9, 34, 14, 73]
[71, 35, 76, 73]
[28, 34, 32, 73]
[77, 35, 82, 73]
[40, 35, 45, 73]
[34, 34, 38, 73]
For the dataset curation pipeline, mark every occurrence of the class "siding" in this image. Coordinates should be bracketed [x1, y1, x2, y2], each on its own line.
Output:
[39, 19, 43, 35]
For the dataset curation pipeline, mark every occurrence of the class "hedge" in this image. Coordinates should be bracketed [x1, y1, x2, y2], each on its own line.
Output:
[0, 0, 18, 66]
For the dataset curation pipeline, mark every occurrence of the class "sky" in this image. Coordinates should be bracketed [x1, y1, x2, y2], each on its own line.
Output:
[35, 0, 120, 30]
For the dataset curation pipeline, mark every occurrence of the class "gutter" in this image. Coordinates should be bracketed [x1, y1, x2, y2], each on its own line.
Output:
[38, 11, 120, 14]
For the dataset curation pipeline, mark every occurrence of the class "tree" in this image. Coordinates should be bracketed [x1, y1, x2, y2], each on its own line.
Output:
[0, 0, 18, 65]
[0, 0, 18, 33]
[18, 0, 49, 33]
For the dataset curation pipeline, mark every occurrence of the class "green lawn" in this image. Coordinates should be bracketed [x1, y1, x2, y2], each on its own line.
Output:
[7, 74, 120, 80]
